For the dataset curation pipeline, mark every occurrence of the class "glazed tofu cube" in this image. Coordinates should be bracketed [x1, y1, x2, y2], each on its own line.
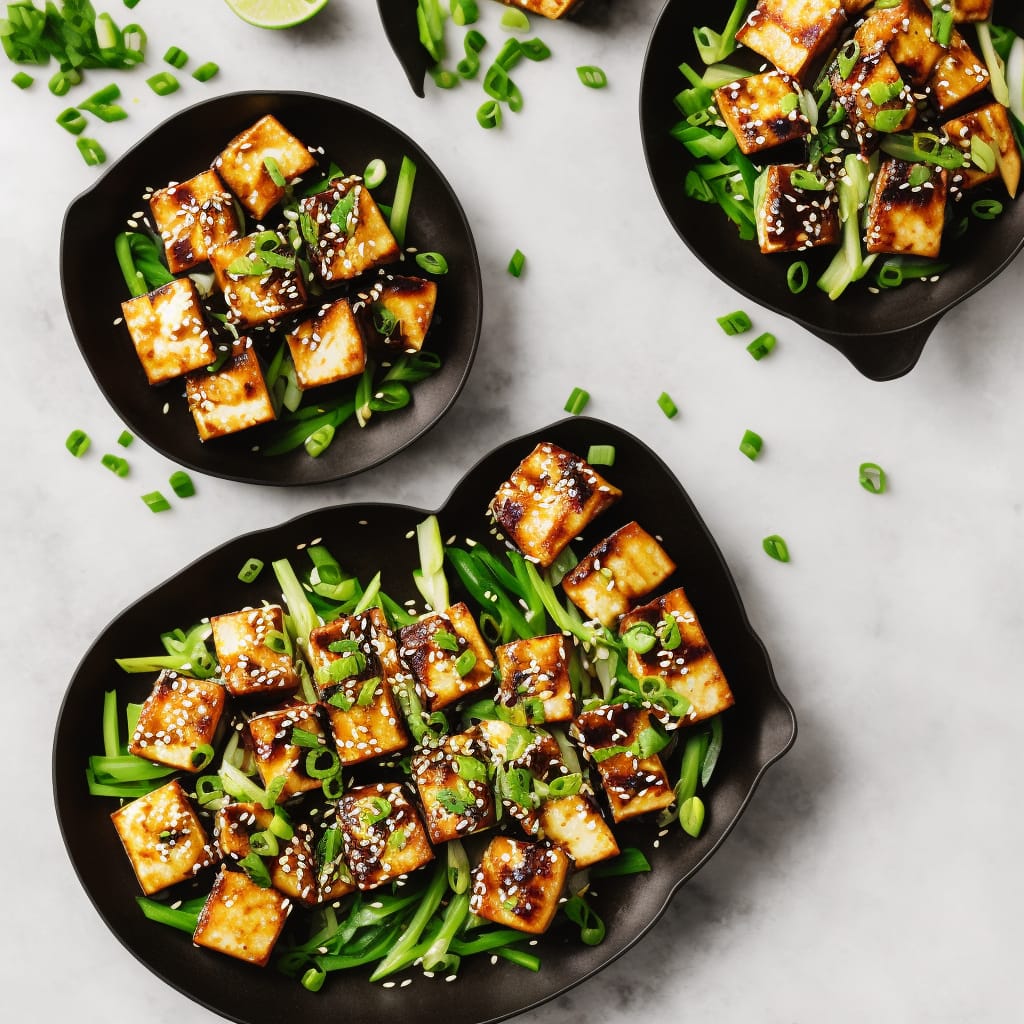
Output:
[309, 609, 409, 765]
[285, 298, 366, 390]
[864, 158, 948, 257]
[210, 605, 299, 698]
[398, 602, 495, 712]
[149, 169, 241, 273]
[620, 587, 736, 724]
[832, 47, 915, 155]
[410, 730, 496, 844]
[111, 779, 219, 895]
[193, 866, 291, 966]
[354, 275, 437, 353]
[121, 278, 215, 385]
[490, 442, 622, 568]
[501, 0, 580, 19]
[185, 341, 276, 442]
[562, 522, 677, 626]
[209, 232, 308, 328]
[928, 30, 990, 112]
[754, 163, 842, 254]
[470, 837, 569, 935]
[539, 792, 619, 870]
[496, 634, 574, 725]
[944, 103, 1021, 197]
[314, 821, 358, 903]
[714, 70, 810, 156]
[853, 0, 945, 86]
[572, 704, 675, 823]
[128, 671, 226, 772]
[215, 114, 316, 220]
[735, 0, 847, 81]
[300, 177, 400, 285]
[246, 703, 327, 801]
[338, 783, 434, 890]
[952, 0, 991, 21]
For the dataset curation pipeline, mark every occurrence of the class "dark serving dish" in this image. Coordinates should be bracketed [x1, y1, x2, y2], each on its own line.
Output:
[60, 90, 482, 485]
[54, 417, 795, 1024]
[641, 0, 1024, 380]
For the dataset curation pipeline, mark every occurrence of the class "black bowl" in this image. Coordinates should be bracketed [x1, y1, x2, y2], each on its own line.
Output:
[60, 90, 482, 485]
[54, 416, 795, 1024]
[641, 0, 1024, 380]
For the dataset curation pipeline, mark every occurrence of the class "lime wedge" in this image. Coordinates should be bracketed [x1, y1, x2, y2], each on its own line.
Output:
[223, 0, 330, 29]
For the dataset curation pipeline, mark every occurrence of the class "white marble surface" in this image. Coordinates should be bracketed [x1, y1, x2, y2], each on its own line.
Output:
[3, 0, 1023, 1018]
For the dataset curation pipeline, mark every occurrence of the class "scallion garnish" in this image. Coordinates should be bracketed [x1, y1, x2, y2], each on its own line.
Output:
[141, 490, 171, 513]
[304, 424, 335, 457]
[454, 650, 477, 677]
[500, 8, 530, 31]
[415, 251, 449, 274]
[858, 462, 887, 495]
[507, 248, 525, 277]
[563, 387, 590, 415]
[717, 310, 752, 335]
[163, 45, 188, 69]
[101, 453, 130, 476]
[305, 747, 341, 780]
[746, 333, 776, 360]
[12, 72, 33, 89]
[363, 158, 387, 189]
[873, 107, 912, 133]
[238, 558, 264, 583]
[657, 392, 678, 419]
[789, 169, 827, 191]
[301, 968, 326, 993]
[146, 71, 179, 96]
[190, 744, 214, 770]
[762, 534, 790, 562]
[586, 444, 615, 466]
[679, 795, 705, 837]
[169, 470, 194, 498]
[739, 429, 763, 461]
[837, 39, 860, 80]
[238, 851, 272, 888]
[476, 100, 502, 129]
[389, 155, 417, 247]
[66, 429, 90, 457]
[264, 156, 286, 187]
[520, 37, 551, 62]
[117, 430, 133, 447]
[562, 894, 606, 945]
[433, 629, 460, 652]
[576, 65, 607, 89]
[76, 137, 106, 166]
[192, 62, 219, 82]
[451, 0, 479, 26]
[972, 199, 1003, 221]
[622, 622, 657, 654]
[56, 107, 87, 134]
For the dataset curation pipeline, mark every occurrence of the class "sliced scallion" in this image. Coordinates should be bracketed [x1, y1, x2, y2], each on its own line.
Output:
[747, 333, 776, 360]
[576, 65, 608, 89]
[837, 39, 860, 80]
[163, 45, 188, 69]
[66, 429, 91, 458]
[679, 795, 705, 837]
[363, 158, 387, 189]
[141, 490, 171, 513]
[389, 155, 417, 246]
[455, 650, 477, 677]
[972, 199, 1003, 220]
[169, 470, 194, 497]
[739, 429, 763, 461]
[192, 62, 219, 82]
[717, 309, 752, 335]
[564, 387, 590, 415]
[304, 424, 335, 457]
[12, 72, 33, 89]
[76, 137, 106, 166]
[238, 557, 264, 583]
[117, 430, 133, 447]
[657, 392, 678, 419]
[102, 453, 130, 477]
[56, 107, 87, 135]
[415, 251, 448, 274]
[264, 156, 286, 187]
[858, 462, 887, 495]
[586, 444, 615, 466]
[477, 99, 502, 129]
[762, 534, 790, 562]
[501, 8, 530, 31]
[507, 248, 526, 277]
[146, 72, 180, 96]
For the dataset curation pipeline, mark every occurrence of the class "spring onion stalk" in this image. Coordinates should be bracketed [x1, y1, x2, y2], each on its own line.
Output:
[693, 0, 749, 65]
[85, 769, 161, 798]
[701, 716, 724, 786]
[420, 891, 471, 973]
[449, 929, 533, 956]
[272, 558, 320, 657]
[746, 333, 776, 360]
[389, 156, 417, 247]
[137, 897, 202, 934]
[817, 153, 877, 300]
[522, 561, 590, 644]
[102, 690, 120, 758]
[88, 756, 175, 784]
[447, 838, 471, 894]
[352, 572, 382, 615]
[494, 947, 540, 971]
[416, 0, 446, 62]
[976, 23, 1010, 107]
[368, 861, 448, 981]
[416, 515, 449, 612]
[562, 894, 606, 945]
[590, 848, 652, 879]
[446, 548, 533, 640]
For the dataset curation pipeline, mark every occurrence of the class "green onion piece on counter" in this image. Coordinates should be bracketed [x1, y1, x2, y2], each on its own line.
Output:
[679, 795, 705, 837]
[747, 333, 776, 360]
[762, 534, 790, 562]
[304, 424, 335, 457]
[389, 155, 417, 246]
[717, 309, 752, 335]
[415, 251, 449, 274]
[363, 158, 387, 188]
[163, 45, 188, 68]
[657, 392, 678, 419]
[124, 0, 142, 8]
[562, 894, 606, 945]
[586, 444, 615, 466]
[501, 8, 530, 31]
[451, 0, 479, 25]
[520, 38, 551, 61]
[564, 386, 590, 415]
[859, 462, 887, 494]
[76, 137, 106, 166]
[141, 490, 171, 513]
[495, 38, 522, 71]
[56, 108, 87, 134]
[169, 470, 195, 497]
[972, 199, 1003, 220]
[237, 558, 264, 583]
[66, 429, 91, 457]
[264, 156, 286, 187]
[101, 453, 130, 476]
[477, 100, 503, 129]
[739, 429, 763, 460]
[430, 66, 460, 88]
[577, 65, 608, 89]
[192, 62, 219, 82]
[507, 248, 526, 277]
[49, 68, 80, 96]
[117, 430, 133, 447]
[146, 72, 179, 96]
[12, 72, 33, 89]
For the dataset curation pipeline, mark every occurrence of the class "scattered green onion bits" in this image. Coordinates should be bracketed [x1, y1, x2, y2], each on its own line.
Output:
[264, 156, 286, 187]
[564, 387, 590, 415]
[76, 137, 105, 166]
[142, 491, 171, 513]
[451, 0, 479, 26]
[146, 71, 179, 96]
[747, 333, 776, 360]
[238, 558, 264, 583]
[192, 62, 219, 83]
[657, 392, 678, 419]
[507, 248, 526, 277]
[717, 310, 752, 335]
[169, 470, 195, 498]
[415, 251, 449, 275]
[762, 534, 790, 562]
[972, 199, 1003, 220]
[12, 72, 33, 89]
[501, 8, 530, 31]
[117, 430, 133, 447]
[56, 107, 87, 134]
[587, 444, 615, 467]
[102, 453, 130, 477]
[363, 158, 387, 189]
[577, 65, 608, 89]
[859, 462, 887, 495]
[66, 429, 91, 457]
[739, 429, 763, 460]
[304, 424, 335, 458]
[476, 100, 502, 129]
[787, 261, 809, 294]
[163, 45, 188, 69]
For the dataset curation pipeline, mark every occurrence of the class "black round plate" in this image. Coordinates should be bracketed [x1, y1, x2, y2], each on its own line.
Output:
[60, 90, 482, 485]
[641, 0, 1024, 380]
[54, 416, 795, 1024]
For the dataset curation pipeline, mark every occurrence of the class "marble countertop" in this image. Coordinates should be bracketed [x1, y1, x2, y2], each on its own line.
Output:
[4, 0, 1022, 1019]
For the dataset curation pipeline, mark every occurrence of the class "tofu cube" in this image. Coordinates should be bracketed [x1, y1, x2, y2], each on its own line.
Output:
[714, 70, 811, 156]
[149, 169, 241, 273]
[285, 298, 366, 390]
[853, 0, 945, 86]
[110, 779, 219, 895]
[754, 163, 842, 255]
[246, 703, 327, 801]
[864, 158, 948, 257]
[338, 783, 434, 890]
[928, 30, 990, 112]
[831, 47, 916, 156]
[501, 0, 580, 19]
[944, 103, 1022, 198]
[193, 866, 291, 966]
[121, 278, 215, 385]
[309, 609, 409, 765]
[128, 671, 226, 772]
[215, 114, 316, 220]
[496, 634, 575, 725]
[620, 587, 735, 724]
[398, 602, 495, 712]
[185, 341, 276, 442]
[952, 0, 991, 21]
[210, 605, 299, 698]
[209, 232, 308, 328]
[840, 0, 873, 12]
[562, 522, 677, 626]
[300, 177, 400, 285]
[539, 792, 620, 870]
[572, 704, 675, 823]
[470, 837, 570, 935]
[354, 275, 437, 353]
[490, 442, 622, 568]
[735, 0, 847, 81]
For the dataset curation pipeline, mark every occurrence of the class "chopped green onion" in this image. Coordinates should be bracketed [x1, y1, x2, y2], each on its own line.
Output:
[66, 429, 90, 458]
[12, 72, 33, 89]
[264, 156, 286, 187]
[415, 251, 449, 274]
[976, 23, 1010, 107]
[586, 444, 615, 466]
[146, 72, 180, 96]
[679, 796, 705, 837]
[76, 137, 106, 166]
[501, 8, 530, 31]
[762, 534, 790, 562]
[190, 744, 215, 770]
[972, 199, 1003, 220]
[507, 248, 526, 277]
[451, 0, 479, 25]
[693, 0, 747, 65]
[117, 430, 133, 447]
[717, 310, 752, 335]
[970, 135, 996, 173]
[56, 108, 87, 134]
[790, 169, 827, 191]
[657, 392, 678, 419]
[322, 772, 344, 800]
[237, 558, 264, 583]
[101, 453, 130, 477]
[455, 650, 477, 677]
[564, 386, 590, 415]
[239, 851, 272, 888]
[169, 470, 194, 498]
[867, 80, 904, 106]
[363, 158, 387, 189]
[520, 38, 551, 62]
[477, 100, 502, 129]
[837, 39, 860, 80]
[739, 429, 763, 461]
[192, 62, 219, 82]
[301, 967, 326, 992]
[306, 748, 340, 780]
[194, 775, 223, 806]
[562, 894, 605, 945]
[356, 677, 381, 706]
[858, 462, 887, 495]
[577, 65, 607, 89]
[389, 156, 417, 247]
[747, 333, 776, 360]
[434, 629, 460, 652]
[141, 491, 171, 512]
[907, 164, 931, 188]
[304, 424, 335, 457]
[49, 68, 81, 96]
[137, 897, 201, 933]
[163, 45, 188, 69]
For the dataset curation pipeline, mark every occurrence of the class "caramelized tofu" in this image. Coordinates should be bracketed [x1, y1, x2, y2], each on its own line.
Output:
[215, 114, 316, 220]
[840, 0, 873, 12]
[128, 670, 226, 772]
[111, 779, 219, 895]
[470, 837, 569, 935]
[285, 298, 366, 390]
[338, 783, 434, 890]
[735, 0, 847, 80]
[714, 70, 810, 156]
[755, 163, 841, 254]
[496, 634, 574, 725]
[185, 341, 276, 442]
[149, 169, 241, 273]
[864, 157, 948, 257]
[354, 275, 437, 353]
[193, 866, 291, 966]
[398, 602, 495, 712]
[832, 47, 915, 155]
[121, 278, 215, 385]
[952, 0, 991, 21]
[944, 104, 1021, 197]
[854, 0, 945, 86]
[500, 0, 580, 18]
[491, 442, 622, 568]
[539, 792, 619, 869]
[210, 605, 299, 698]
[209, 232, 308, 328]
[562, 522, 677, 626]
[246, 703, 326, 801]
[928, 30, 990, 112]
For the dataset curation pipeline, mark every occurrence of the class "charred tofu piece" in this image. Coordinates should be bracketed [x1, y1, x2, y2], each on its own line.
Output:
[491, 442, 622, 568]
[572, 704, 675, 823]
[149, 169, 241, 273]
[952, 0, 991, 21]
[185, 340, 276, 442]
[853, 0, 945, 87]
[496, 634, 574, 725]
[354, 275, 438, 353]
[714, 70, 810, 156]
[209, 231, 307, 328]
[735, 0, 847, 81]
[398, 602, 495, 712]
[864, 157, 948, 257]
[928, 30, 990, 112]
[285, 298, 366, 390]
[128, 671, 226, 772]
[193, 866, 291, 966]
[215, 114, 316, 220]
[832, 47, 915, 155]
[500, 0, 580, 19]
[754, 163, 841, 254]
[562, 522, 677, 626]
[338, 783, 434, 890]
[210, 605, 299, 698]
[411, 730, 496, 844]
[470, 837, 570, 935]
[111, 779, 219, 895]
[309, 609, 409, 765]
[246, 703, 327, 801]
[300, 177, 400, 285]
[121, 278, 215, 385]
[620, 587, 735, 724]
[944, 104, 1021, 197]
